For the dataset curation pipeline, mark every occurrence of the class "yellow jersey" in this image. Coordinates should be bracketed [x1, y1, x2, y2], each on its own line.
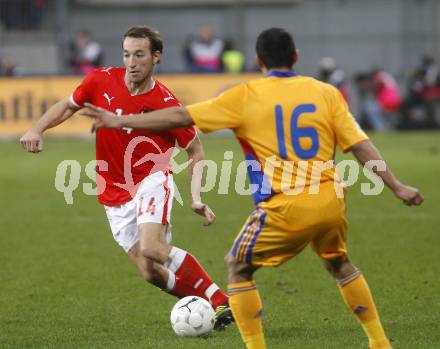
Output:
[187, 71, 368, 204]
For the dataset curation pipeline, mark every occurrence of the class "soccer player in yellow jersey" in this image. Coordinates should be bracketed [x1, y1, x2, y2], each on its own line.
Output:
[84, 28, 424, 349]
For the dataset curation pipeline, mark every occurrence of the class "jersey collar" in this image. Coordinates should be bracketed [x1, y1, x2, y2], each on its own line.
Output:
[266, 70, 297, 78]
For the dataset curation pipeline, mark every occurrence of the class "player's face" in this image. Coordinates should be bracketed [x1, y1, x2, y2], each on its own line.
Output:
[123, 37, 161, 83]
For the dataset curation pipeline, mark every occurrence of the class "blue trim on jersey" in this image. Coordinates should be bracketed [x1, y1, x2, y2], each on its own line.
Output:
[245, 153, 273, 204]
[266, 71, 297, 78]
[246, 211, 267, 264]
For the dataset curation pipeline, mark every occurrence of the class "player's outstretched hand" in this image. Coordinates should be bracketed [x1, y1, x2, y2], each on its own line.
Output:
[394, 184, 424, 206]
[82, 103, 120, 132]
[191, 201, 216, 226]
[20, 129, 43, 153]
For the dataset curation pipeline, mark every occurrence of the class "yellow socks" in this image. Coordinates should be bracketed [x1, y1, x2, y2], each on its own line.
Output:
[228, 274, 391, 349]
[228, 281, 266, 349]
[338, 273, 392, 349]
[369, 339, 393, 349]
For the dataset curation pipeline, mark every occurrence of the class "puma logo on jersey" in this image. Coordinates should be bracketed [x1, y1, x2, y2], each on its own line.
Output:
[163, 92, 175, 102]
[103, 93, 115, 106]
[101, 67, 113, 75]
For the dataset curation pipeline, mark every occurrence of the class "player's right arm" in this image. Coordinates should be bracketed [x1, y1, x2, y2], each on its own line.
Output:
[20, 97, 79, 153]
[21, 68, 99, 153]
[349, 140, 424, 206]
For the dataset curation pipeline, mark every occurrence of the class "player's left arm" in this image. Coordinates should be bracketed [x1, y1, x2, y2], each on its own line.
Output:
[330, 84, 424, 207]
[84, 103, 193, 131]
[350, 140, 424, 206]
[184, 135, 216, 226]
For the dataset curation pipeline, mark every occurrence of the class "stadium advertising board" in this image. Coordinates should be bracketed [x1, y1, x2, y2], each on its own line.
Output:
[0, 73, 259, 136]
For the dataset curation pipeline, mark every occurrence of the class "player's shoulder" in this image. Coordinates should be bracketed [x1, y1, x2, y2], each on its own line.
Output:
[83, 67, 124, 82]
[152, 79, 181, 105]
[304, 76, 339, 94]
[242, 75, 340, 102]
[154, 79, 173, 95]
[294, 76, 341, 100]
[245, 74, 327, 88]
[289, 75, 337, 91]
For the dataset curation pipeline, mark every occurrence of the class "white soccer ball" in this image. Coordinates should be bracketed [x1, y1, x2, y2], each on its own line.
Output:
[170, 296, 216, 337]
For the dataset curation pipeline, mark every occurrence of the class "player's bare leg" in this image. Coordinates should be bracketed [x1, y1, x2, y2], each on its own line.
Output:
[138, 222, 172, 263]
[226, 251, 265, 349]
[323, 255, 392, 349]
[127, 242, 169, 289]
[137, 222, 231, 329]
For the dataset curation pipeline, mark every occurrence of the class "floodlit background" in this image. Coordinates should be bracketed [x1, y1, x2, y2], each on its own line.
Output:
[1, 1, 439, 349]
[1, 0, 440, 75]
[1, 0, 440, 133]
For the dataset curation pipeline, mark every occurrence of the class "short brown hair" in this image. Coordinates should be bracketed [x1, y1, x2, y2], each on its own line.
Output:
[123, 26, 163, 53]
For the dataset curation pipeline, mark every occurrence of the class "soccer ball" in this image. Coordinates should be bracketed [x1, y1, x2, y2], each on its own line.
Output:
[170, 296, 216, 337]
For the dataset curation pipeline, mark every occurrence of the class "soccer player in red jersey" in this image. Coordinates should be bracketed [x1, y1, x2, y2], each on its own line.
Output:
[20, 26, 232, 329]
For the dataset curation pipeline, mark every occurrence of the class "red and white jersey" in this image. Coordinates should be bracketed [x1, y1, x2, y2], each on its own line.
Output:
[70, 67, 196, 206]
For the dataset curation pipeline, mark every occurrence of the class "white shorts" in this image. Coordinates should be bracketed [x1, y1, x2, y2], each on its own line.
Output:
[104, 171, 174, 253]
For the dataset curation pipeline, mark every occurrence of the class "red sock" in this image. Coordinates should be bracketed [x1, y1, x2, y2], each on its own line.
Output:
[167, 247, 228, 308]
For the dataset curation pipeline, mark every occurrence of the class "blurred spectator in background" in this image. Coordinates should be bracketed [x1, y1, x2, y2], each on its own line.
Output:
[221, 39, 245, 74]
[0, 54, 23, 76]
[372, 69, 402, 119]
[0, 0, 47, 30]
[317, 56, 350, 103]
[69, 30, 103, 75]
[401, 55, 440, 128]
[182, 34, 195, 71]
[355, 69, 401, 131]
[184, 26, 224, 73]
[418, 55, 440, 101]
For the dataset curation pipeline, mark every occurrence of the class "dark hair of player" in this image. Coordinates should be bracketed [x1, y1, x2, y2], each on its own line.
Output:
[123, 26, 163, 54]
[256, 28, 297, 69]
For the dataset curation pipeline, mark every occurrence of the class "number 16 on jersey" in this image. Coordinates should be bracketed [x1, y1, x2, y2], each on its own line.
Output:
[275, 103, 320, 160]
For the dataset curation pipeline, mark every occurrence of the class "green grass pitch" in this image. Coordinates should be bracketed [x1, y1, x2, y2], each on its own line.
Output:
[1, 132, 439, 348]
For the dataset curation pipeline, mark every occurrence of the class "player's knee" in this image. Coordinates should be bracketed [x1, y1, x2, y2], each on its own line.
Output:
[323, 256, 357, 280]
[225, 252, 255, 283]
[141, 244, 162, 262]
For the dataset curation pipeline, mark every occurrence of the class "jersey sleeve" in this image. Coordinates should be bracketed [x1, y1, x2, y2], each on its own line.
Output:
[70, 70, 99, 108]
[159, 83, 197, 149]
[331, 86, 368, 152]
[186, 83, 246, 133]
[170, 126, 197, 150]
